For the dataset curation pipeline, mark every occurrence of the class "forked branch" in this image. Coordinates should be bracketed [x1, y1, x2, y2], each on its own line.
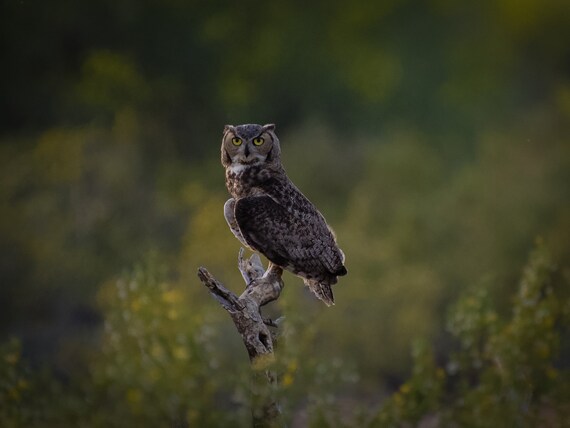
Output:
[197, 249, 285, 427]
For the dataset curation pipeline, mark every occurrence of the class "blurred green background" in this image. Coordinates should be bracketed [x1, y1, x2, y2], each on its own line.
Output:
[1, 0, 569, 426]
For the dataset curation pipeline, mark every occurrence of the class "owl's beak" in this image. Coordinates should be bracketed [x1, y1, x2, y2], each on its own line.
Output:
[244, 144, 250, 158]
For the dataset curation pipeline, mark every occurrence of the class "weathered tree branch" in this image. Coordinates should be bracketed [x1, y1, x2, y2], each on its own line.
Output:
[197, 248, 285, 427]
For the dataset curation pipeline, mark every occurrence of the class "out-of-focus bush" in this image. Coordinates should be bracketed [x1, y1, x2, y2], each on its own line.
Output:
[0, 255, 358, 427]
[3, 243, 566, 427]
[374, 243, 570, 427]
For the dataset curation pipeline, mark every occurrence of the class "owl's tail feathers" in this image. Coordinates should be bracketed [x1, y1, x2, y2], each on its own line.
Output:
[303, 265, 346, 306]
[304, 278, 335, 306]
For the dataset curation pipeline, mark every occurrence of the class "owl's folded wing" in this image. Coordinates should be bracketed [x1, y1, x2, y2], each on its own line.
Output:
[234, 196, 344, 277]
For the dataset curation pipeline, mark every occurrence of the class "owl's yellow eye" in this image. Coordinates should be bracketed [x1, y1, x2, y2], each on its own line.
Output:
[231, 137, 242, 146]
[253, 137, 264, 146]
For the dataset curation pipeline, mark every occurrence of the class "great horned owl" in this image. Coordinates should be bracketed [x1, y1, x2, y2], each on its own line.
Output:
[221, 123, 347, 306]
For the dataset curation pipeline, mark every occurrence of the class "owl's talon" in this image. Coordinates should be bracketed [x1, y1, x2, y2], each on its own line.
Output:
[249, 253, 263, 268]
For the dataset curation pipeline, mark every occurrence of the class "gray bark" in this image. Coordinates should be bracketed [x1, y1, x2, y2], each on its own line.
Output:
[197, 249, 284, 427]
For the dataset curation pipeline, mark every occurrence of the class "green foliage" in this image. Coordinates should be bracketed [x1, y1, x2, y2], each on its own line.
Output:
[0, 257, 359, 427]
[89, 258, 231, 427]
[0, 339, 31, 427]
[373, 340, 445, 427]
[4, 244, 566, 427]
[0, 259, 238, 427]
[375, 244, 570, 427]
[271, 310, 361, 427]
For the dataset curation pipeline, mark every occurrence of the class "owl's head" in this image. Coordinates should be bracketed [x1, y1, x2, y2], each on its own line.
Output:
[221, 123, 281, 168]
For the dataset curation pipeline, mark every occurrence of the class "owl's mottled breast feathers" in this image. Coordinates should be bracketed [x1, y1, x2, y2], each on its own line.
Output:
[225, 164, 277, 199]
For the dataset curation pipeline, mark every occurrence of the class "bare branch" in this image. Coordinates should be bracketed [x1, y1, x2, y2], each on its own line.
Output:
[197, 249, 285, 427]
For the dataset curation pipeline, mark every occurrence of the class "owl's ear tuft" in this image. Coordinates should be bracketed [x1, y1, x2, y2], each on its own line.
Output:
[224, 124, 235, 134]
[262, 124, 275, 132]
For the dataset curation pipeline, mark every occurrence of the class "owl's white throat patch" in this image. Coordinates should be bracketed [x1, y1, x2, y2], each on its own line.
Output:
[228, 163, 250, 174]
